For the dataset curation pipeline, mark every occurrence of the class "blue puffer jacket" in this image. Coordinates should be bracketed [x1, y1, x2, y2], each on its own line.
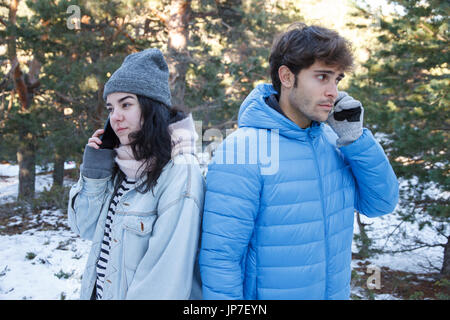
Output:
[199, 84, 399, 300]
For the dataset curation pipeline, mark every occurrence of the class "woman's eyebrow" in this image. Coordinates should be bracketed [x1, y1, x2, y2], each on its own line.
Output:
[118, 95, 136, 103]
[106, 95, 136, 106]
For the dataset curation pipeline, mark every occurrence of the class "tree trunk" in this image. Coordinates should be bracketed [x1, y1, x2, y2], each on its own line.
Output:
[7, 0, 19, 59]
[356, 212, 371, 259]
[7, 0, 41, 201]
[166, 0, 191, 113]
[52, 152, 65, 189]
[17, 135, 36, 201]
[441, 235, 450, 276]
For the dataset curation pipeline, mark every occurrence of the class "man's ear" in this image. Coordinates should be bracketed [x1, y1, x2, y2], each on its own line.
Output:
[278, 65, 295, 89]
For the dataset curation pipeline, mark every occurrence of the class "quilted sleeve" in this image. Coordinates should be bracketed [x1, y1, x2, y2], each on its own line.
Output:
[341, 128, 399, 217]
[199, 132, 262, 299]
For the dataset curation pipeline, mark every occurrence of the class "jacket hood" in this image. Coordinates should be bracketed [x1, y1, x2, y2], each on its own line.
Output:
[169, 113, 198, 157]
[238, 83, 323, 140]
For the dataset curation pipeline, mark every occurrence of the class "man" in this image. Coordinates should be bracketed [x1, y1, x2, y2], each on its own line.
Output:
[199, 23, 399, 300]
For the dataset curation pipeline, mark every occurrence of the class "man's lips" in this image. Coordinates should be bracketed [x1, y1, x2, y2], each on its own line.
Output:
[318, 103, 333, 109]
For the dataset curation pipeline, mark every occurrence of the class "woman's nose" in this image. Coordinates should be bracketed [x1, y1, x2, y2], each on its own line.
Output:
[110, 109, 123, 122]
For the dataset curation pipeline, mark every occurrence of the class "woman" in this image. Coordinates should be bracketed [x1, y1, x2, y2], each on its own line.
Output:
[68, 48, 204, 300]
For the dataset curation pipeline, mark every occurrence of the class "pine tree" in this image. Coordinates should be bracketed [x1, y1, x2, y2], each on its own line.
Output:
[186, 0, 303, 129]
[350, 0, 449, 275]
[0, 0, 150, 198]
[1, 0, 305, 199]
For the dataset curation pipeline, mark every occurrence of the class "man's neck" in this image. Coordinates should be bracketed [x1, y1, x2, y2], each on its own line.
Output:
[278, 93, 312, 129]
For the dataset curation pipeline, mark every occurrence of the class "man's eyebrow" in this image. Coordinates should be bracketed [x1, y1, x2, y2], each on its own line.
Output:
[106, 95, 136, 106]
[314, 70, 335, 74]
[314, 70, 345, 78]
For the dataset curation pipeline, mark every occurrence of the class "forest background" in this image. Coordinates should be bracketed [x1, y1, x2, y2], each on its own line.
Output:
[0, 0, 448, 300]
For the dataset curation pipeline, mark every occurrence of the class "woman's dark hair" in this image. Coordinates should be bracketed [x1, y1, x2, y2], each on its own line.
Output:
[112, 95, 186, 194]
[269, 23, 354, 94]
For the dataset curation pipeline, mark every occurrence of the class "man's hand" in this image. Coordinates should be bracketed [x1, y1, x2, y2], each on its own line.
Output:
[327, 91, 364, 147]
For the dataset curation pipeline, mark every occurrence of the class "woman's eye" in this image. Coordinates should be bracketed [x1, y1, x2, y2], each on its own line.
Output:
[106, 108, 113, 113]
[123, 103, 130, 108]
[317, 74, 326, 81]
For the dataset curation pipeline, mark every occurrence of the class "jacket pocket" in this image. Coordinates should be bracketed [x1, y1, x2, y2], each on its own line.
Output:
[122, 214, 157, 272]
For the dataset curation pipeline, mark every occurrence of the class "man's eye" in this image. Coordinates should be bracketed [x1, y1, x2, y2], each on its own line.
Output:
[317, 75, 326, 81]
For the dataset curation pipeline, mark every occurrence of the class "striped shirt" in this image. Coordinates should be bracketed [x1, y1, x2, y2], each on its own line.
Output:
[95, 177, 136, 300]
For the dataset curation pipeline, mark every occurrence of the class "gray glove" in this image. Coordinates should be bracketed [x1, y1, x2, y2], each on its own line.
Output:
[80, 145, 116, 179]
[327, 91, 364, 147]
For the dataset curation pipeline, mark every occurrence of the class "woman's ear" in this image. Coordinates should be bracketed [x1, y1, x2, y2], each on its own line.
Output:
[278, 65, 295, 89]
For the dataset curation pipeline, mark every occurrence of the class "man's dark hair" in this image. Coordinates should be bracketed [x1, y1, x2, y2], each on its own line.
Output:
[269, 23, 354, 93]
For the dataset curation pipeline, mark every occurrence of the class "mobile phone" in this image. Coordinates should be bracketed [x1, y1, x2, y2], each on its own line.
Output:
[99, 117, 120, 149]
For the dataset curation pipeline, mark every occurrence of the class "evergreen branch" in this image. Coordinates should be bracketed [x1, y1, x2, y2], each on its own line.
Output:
[0, 63, 15, 90]
[419, 23, 447, 42]
[385, 242, 445, 254]
[436, 228, 448, 239]
[189, 102, 221, 113]
[123, 31, 136, 44]
[413, 198, 449, 206]
[149, 7, 168, 24]
[382, 219, 406, 248]
[53, 91, 77, 104]
[190, 11, 219, 20]
[214, 115, 237, 130]
[416, 255, 441, 273]
[221, 20, 232, 31]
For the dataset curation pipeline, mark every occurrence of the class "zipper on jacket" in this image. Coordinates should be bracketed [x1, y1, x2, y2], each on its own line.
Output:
[308, 134, 329, 299]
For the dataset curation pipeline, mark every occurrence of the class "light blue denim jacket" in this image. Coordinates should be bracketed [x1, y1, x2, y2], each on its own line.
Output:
[68, 146, 205, 300]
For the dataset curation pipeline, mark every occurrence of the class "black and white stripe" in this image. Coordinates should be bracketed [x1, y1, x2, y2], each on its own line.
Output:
[95, 178, 136, 300]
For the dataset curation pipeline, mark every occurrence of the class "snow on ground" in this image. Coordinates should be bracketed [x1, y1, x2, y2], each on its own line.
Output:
[0, 162, 77, 205]
[0, 161, 446, 299]
[353, 212, 445, 274]
[0, 206, 91, 299]
[0, 162, 77, 177]
[0, 162, 91, 300]
[0, 226, 90, 300]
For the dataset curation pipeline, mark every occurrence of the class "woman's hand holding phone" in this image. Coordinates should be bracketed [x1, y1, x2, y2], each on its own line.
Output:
[81, 127, 116, 179]
[87, 129, 105, 149]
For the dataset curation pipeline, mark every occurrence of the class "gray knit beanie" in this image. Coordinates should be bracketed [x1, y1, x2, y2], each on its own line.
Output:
[103, 48, 172, 107]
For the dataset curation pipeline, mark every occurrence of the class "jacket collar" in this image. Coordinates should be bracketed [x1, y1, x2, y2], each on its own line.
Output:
[238, 83, 324, 141]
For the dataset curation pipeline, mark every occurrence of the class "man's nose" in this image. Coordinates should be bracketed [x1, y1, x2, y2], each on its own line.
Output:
[325, 83, 338, 101]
